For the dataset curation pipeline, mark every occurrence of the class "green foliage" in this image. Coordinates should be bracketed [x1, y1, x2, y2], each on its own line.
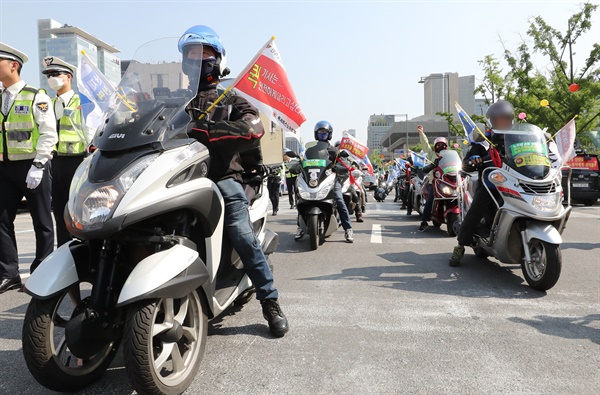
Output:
[368, 149, 383, 168]
[476, 3, 600, 136]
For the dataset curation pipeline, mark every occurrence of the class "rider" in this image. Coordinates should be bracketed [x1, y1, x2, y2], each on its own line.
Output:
[295, 121, 354, 242]
[334, 141, 363, 223]
[180, 25, 288, 337]
[417, 125, 448, 231]
[448, 99, 514, 267]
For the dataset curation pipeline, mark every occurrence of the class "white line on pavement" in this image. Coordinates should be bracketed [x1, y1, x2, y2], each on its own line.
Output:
[371, 224, 382, 243]
[16, 230, 34, 234]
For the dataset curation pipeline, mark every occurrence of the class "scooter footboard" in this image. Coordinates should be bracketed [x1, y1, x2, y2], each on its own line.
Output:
[117, 244, 209, 306]
[24, 241, 84, 299]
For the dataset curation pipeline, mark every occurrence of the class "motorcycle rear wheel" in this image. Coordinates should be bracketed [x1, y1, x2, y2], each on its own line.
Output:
[308, 214, 319, 251]
[123, 290, 208, 395]
[22, 284, 118, 392]
[521, 239, 561, 291]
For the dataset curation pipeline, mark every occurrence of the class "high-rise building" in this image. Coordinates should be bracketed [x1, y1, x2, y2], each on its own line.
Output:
[367, 114, 396, 151]
[420, 72, 475, 118]
[37, 19, 120, 92]
[345, 129, 356, 138]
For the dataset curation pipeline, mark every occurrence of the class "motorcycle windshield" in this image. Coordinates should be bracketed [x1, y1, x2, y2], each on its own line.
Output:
[497, 124, 551, 179]
[94, 38, 201, 151]
[302, 141, 333, 186]
[437, 150, 462, 175]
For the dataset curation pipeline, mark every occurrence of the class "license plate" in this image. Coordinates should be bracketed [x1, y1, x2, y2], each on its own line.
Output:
[572, 183, 589, 188]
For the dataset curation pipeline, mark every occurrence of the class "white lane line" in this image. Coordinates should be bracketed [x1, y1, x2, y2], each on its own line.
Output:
[371, 224, 382, 244]
[16, 230, 34, 234]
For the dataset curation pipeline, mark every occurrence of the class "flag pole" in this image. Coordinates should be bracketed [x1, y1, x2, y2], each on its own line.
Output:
[198, 36, 276, 120]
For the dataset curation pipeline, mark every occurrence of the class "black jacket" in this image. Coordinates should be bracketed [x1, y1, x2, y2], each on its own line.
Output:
[462, 131, 506, 177]
[188, 85, 264, 182]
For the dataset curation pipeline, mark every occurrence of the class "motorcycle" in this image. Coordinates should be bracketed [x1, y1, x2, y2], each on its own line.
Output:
[21, 39, 279, 395]
[342, 168, 365, 222]
[292, 142, 348, 250]
[457, 124, 571, 291]
[374, 178, 390, 202]
[420, 150, 462, 236]
[409, 168, 429, 215]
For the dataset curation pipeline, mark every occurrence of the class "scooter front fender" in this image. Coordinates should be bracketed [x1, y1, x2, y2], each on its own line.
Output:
[117, 244, 209, 306]
[24, 241, 82, 299]
[444, 205, 460, 217]
[524, 222, 562, 245]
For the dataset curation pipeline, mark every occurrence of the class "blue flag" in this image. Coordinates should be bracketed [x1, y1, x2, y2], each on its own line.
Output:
[411, 151, 426, 168]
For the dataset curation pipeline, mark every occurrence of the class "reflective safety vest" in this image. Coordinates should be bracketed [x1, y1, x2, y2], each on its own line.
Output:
[0, 85, 41, 161]
[55, 93, 85, 155]
[285, 160, 297, 178]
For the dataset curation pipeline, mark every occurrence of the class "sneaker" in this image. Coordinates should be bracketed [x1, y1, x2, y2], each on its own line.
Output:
[356, 213, 364, 223]
[261, 299, 289, 338]
[345, 229, 354, 243]
[406, 210, 412, 216]
[272, 210, 278, 216]
[449, 245, 465, 267]
[294, 227, 304, 240]
[418, 221, 428, 232]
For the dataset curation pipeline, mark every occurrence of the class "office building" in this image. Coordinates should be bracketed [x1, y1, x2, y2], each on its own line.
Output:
[367, 114, 397, 151]
[420, 72, 475, 118]
[38, 19, 120, 92]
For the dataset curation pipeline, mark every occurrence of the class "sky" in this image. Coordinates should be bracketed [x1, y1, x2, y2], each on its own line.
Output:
[1, 0, 599, 143]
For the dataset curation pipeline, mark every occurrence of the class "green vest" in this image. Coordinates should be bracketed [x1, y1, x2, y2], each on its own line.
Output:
[285, 161, 297, 178]
[0, 85, 41, 161]
[54, 93, 85, 155]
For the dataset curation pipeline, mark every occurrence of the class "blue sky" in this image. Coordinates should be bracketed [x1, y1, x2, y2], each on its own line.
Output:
[1, 0, 598, 143]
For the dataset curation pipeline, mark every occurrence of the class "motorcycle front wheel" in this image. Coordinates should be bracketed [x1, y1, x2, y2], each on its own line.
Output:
[308, 214, 319, 250]
[123, 290, 208, 395]
[22, 283, 119, 392]
[521, 239, 562, 291]
[446, 213, 458, 237]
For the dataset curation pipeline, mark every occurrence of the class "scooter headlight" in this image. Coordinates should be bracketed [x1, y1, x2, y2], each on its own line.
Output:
[298, 175, 335, 200]
[67, 153, 158, 230]
[531, 194, 561, 212]
[440, 185, 457, 197]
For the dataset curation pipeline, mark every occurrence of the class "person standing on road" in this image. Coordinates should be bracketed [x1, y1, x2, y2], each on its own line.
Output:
[181, 25, 288, 337]
[417, 125, 448, 232]
[267, 162, 282, 216]
[295, 121, 354, 242]
[0, 43, 57, 293]
[284, 149, 298, 208]
[42, 56, 93, 247]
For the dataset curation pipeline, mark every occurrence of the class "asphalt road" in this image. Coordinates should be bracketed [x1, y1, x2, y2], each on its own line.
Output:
[1, 197, 599, 394]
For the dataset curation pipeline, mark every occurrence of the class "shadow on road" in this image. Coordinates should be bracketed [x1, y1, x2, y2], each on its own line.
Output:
[208, 302, 273, 339]
[300, 250, 545, 299]
[508, 314, 600, 345]
[561, 242, 599, 251]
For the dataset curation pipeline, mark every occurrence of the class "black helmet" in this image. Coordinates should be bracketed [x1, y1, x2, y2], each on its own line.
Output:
[314, 120, 333, 141]
[486, 100, 515, 127]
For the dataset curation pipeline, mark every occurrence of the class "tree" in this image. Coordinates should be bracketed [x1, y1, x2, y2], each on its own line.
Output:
[476, 3, 600, 136]
[368, 149, 383, 169]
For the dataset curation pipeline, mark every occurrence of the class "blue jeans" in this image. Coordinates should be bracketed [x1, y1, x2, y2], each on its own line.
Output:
[422, 184, 434, 222]
[334, 181, 352, 231]
[217, 178, 278, 300]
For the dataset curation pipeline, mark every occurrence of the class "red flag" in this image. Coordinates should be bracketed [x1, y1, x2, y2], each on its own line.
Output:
[233, 38, 305, 134]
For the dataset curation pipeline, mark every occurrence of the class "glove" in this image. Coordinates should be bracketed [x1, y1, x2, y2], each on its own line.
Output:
[468, 155, 482, 166]
[434, 157, 440, 166]
[26, 165, 44, 189]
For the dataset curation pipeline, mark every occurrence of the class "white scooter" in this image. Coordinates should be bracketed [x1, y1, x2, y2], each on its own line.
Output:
[21, 39, 278, 395]
[457, 124, 571, 291]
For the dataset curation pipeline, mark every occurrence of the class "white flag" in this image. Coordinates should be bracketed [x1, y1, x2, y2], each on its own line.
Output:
[555, 118, 577, 166]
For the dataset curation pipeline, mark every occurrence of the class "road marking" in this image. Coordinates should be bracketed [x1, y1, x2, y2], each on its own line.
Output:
[371, 224, 382, 243]
[16, 230, 34, 234]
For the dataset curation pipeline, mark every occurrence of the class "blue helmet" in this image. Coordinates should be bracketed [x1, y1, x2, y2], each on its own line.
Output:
[314, 120, 333, 141]
[178, 25, 228, 77]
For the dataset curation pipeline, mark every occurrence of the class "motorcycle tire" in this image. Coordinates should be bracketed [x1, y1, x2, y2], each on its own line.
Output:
[308, 214, 319, 251]
[472, 246, 489, 258]
[521, 239, 562, 291]
[22, 285, 119, 392]
[446, 213, 458, 237]
[123, 290, 208, 395]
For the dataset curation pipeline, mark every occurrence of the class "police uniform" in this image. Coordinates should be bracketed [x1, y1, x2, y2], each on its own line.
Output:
[42, 56, 92, 246]
[0, 43, 57, 292]
[284, 157, 298, 208]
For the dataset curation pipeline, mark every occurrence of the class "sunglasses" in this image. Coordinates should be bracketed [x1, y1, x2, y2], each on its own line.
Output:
[45, 72, 67, 78]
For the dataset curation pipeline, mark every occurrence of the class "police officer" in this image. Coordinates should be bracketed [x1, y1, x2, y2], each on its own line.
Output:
[284, 150, 298, 208]
[42, 56, 91, 246]
[0, 43, 57, 293]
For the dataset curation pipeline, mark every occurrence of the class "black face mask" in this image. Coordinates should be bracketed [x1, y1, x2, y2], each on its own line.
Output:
[183, 56, 220, 91]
